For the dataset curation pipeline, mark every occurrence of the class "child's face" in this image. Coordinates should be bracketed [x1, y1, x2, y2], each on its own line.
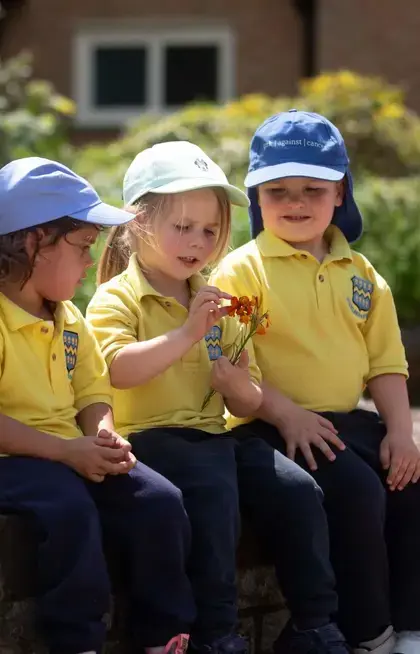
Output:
[27, 224, 99, 302]
[141, 188, 222, 281]
[258, 177, 344, 245]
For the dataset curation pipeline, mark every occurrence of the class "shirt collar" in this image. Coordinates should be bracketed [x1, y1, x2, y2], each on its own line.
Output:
[256, 225, 353, 263]
[124, 253, 207, 302]
[0, 294, 77, 332]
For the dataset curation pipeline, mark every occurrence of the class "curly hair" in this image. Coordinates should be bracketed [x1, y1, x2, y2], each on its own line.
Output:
[0, 217, 91, 288]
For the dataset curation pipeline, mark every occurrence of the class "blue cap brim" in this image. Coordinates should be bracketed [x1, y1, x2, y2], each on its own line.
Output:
[248, 171, 363, 243]
[69, 200, 133, 227]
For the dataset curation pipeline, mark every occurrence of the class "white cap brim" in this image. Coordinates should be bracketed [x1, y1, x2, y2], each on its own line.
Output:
[245, 162, 346, 187]
[125, 177, 250, 208]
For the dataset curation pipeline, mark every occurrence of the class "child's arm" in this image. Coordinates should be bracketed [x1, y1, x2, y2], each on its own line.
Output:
[0, 412, 132, 481]
[211, 350, 263, 417]
[254, 383, 344, 470]
[76, 401, 135, 470]
[368, 374, 419, 491]
[88, 285, 231, 390]
[110, 327, 197, 389]
[0, 413, 68, 459]
[362, 275, 417, 490]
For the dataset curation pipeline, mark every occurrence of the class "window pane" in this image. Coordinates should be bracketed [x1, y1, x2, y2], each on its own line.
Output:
[94, 47, 147, 107]
[164, 45, 218, 106]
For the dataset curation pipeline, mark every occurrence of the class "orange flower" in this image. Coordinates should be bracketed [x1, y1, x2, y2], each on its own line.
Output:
[239, 314, 250, 324]
[256, 324, 266, 335]
[227, 296, 239, 316]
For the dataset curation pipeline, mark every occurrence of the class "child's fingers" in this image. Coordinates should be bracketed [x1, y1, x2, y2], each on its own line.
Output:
[191, 292, 222, 310]
[317, 416, 338, 435]
[300, 443, 318, 471]
[314, 437, 336, 462]
[412, 460, 420, 484]
[387, 456, 404, 488]
[323, 431, 346, 451]
[390, 460, 408, 490]
[237, 350, 249, 369]
[97, 428, 115, 441]
[201, 286, 232, 300]
[397, 461, 417, 490]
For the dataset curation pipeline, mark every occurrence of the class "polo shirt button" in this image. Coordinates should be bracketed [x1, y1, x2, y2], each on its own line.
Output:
[165, 302, 171, 307]
[41, 326, 49, 334]
[52, 353, 57, 361]
[301, 254, 308, 259]
[318, 274, 325, 282]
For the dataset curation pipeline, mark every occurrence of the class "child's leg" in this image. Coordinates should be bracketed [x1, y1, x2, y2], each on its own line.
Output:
[86, 459, 196, 651]
[330, 410, 420, 654]
[0, 456, 110, 654]
[239, 418, 391, 649]
[233, 431, 338, 630]
[130, 428, 242, 652]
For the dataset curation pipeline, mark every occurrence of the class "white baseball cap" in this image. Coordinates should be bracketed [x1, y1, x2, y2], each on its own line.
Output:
[123, 141, 249, 208]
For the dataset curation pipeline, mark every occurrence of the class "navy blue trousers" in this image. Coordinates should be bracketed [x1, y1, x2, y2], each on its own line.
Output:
[0, 457, 196, 654]
[130, 428, 338, 646]
[241, 409, 420, 645]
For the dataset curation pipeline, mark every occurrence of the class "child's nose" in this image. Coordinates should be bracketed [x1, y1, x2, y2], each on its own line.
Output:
[286, 191, 305, 206]
[189, 233, 205, 248]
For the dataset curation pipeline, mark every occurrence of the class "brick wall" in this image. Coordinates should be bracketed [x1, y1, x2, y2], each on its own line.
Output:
[317, 0, 420, 110]
[0, 0, 302, 101]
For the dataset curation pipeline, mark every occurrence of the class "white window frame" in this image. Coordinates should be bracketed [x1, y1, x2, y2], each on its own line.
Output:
[72, 26, 235, 127]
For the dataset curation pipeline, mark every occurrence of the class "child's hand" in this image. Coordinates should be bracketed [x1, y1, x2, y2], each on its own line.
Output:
[276, 403, 345, 471]
[380, 432, 420, 491]
[183, 286, 231, 343]
[96, 428, 132, 462]
[61, 435, 136, 482]
[211, 351, 262, 414]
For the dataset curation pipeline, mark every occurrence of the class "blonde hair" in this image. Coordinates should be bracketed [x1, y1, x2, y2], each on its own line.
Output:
[96, 189, 231, 285]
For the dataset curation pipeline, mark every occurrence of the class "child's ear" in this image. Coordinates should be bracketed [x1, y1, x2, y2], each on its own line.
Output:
[335, 180, 345, 207]
[24, 230, 40, 258]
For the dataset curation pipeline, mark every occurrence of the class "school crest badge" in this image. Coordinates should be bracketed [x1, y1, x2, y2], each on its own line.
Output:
[205, 325, 222, 361]
[351, 275, 374, 313]
[194, 158, 209, 172]
[63, 330, 79, 379]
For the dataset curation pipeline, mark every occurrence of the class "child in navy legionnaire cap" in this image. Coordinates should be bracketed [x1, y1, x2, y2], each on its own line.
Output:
[212, 110, 420, 654]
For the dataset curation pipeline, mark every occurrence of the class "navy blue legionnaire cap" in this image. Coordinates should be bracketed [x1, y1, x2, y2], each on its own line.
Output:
[245, 109, 363, 243]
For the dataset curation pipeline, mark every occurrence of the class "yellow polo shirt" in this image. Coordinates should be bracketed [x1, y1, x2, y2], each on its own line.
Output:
[86, 253, 261, 436]
[0, 295, 112, 442]
[211, 226, 407, 422]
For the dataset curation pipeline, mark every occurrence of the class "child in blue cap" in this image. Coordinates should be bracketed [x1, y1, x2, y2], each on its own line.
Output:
[0, 158, 195, 654]
[212, 110, 420, 654]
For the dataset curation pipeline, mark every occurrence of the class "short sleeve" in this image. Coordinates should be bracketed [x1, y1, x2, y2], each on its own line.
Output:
[71, 313, 113, 412]
[86, 284, 139, 367]
[364, 280, 408, 381]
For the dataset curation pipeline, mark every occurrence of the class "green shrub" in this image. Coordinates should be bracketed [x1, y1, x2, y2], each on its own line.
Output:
[0, 52, 75, 166]
[76, 70, 420, 197]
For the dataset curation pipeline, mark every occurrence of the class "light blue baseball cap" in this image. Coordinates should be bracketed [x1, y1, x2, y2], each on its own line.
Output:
[0, 157, 133, 236]
[123, 141, 249, 208]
